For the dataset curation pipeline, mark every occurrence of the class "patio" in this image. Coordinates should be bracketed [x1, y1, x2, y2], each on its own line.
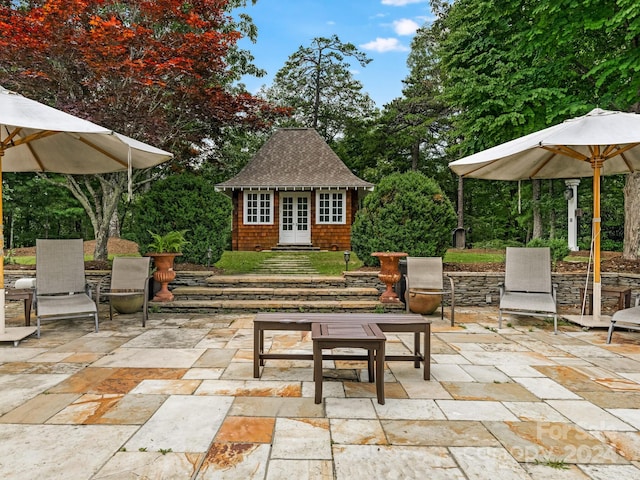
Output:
[1, 305, 639, 479]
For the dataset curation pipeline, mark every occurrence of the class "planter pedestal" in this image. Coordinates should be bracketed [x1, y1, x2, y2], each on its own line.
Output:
[147, 253, 181, 302]
[372, 252, 408, 303]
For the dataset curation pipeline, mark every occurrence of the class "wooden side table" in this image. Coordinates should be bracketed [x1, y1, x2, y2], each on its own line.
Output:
[312, 322, 386, 405]
[6, 289, 34, 326]
[579, 285, 631, 314]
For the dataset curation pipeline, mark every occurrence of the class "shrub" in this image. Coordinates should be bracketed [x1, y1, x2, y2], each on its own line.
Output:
[526, 238, 570, 264]
[351, 171, 457, 266]
[124, 173, 232, 264]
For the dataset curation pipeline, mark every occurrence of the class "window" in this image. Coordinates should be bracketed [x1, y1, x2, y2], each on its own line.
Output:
[244, 191, 273, 224]
[316, 190, 345, 224]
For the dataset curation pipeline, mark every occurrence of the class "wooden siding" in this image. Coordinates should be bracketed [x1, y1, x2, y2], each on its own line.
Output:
[231, 189, 359, 251]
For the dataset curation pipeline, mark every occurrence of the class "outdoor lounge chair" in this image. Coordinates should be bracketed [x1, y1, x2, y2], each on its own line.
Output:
[606, 296, 640, 344]
[34, 239, 98, 338]
[499, 247, 558, 334]
[98, 257, 151, 326]
[404, 256, 455, 326]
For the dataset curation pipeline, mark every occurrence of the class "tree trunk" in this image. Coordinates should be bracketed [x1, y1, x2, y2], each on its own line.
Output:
[623, 171, 640, 260]
[532, 179, 542, 239]
[411, 141, 420, 170]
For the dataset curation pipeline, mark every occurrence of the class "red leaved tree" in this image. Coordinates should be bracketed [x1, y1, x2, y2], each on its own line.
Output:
[0, 0, 288, 259]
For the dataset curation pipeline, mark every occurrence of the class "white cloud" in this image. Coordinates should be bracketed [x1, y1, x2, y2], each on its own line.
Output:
[382, 0, 427, 6]
[393, 18, 420, 35]
[360, 37, 410, 53]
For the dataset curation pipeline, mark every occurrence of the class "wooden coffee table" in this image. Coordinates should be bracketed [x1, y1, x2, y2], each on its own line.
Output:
[312, 322, 386, 404]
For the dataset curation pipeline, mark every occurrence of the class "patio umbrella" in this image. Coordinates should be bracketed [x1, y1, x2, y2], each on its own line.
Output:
[0, 86, 173, 344]
[449, 108, 640, 321]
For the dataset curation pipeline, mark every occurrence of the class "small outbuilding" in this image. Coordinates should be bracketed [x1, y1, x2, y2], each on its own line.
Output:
[215, 128, 373, 251]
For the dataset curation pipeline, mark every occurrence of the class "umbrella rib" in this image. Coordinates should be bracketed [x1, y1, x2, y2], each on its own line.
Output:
[77, 136, 128, 168]
[541, 145, 588, 161]
[9, 129, 59, 148]
[528, 150, 558, 177]
[459, 158, 503, 177]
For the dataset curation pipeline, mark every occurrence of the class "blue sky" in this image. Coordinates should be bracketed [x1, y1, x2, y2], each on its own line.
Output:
[235, 0, 434, 108]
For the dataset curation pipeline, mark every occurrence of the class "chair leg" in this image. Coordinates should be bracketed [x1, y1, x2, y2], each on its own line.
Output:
[553, 314, 557, 335]
[607, 320, 616, 344]
[36, 316, 41, 339]
[94, 313, 99, 333]
[498, 310, 503, 329]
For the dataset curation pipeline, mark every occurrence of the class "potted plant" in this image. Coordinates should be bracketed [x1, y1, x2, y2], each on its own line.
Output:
[146, 230, 188, 302]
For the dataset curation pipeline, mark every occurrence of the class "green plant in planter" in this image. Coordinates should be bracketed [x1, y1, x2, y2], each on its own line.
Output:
[147, 230, 189, 253]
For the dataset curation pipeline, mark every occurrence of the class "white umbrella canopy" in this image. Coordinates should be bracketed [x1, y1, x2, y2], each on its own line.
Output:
[449, 108, 640, 321]
[1, 87, 171, 172]
[0, 86, 173, 344]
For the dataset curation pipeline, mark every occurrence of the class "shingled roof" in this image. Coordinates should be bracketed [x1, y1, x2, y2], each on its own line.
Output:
[215, 128, 373, 191]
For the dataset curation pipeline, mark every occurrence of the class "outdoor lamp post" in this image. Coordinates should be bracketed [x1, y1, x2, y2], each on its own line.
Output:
[343, 251, 351, 271]
[206, 247, 212, 268]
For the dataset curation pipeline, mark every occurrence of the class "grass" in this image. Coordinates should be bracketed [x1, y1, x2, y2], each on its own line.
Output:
[444, 250, 505, 263]
[5, 253, 140, 266]
[6, 249, 507, 275]
[214, 251, 364, 276]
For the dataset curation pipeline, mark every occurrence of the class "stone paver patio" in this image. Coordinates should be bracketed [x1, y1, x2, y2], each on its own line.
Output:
[1, 305, 639, 479]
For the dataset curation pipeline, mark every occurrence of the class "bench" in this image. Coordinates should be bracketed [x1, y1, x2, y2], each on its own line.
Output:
[253, 312, 431, 380]
[579, 285, 632, 314]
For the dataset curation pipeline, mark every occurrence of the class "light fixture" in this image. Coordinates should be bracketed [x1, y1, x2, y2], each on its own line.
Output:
[343, 250, 351, 271]
[564, 187, 574, 200]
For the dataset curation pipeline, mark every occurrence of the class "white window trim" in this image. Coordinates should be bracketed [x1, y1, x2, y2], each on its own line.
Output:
[243, 190, 274, 225]
[316, 190, 346, 225]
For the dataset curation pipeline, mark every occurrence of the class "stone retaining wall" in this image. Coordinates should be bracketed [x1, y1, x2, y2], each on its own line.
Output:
[6, 270, 639, 309]
[343, 271, 640, 309]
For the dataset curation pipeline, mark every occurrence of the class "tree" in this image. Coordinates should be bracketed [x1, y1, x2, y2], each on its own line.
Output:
[351, 172, 456, 266]
[434, 0, 637, 252]
[0, 0, 287, 259]
[262, 35, 375, 142]
[381, 26, 451, 173]
[124, 173, 232, 265]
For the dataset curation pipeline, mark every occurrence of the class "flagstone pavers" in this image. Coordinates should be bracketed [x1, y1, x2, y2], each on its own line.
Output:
[1, 305, 640, 479]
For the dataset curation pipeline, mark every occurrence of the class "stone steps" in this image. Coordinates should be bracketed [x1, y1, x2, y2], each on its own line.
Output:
[171, 286, 380, 301]
[152, 299, 402, 313]
[153, 274, 403, 313]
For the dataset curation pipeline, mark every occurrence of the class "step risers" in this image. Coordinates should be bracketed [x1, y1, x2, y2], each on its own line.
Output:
[172, 286, 379, 301]
[159, 274, 401, 313]
[151, 299, 404, 313]
[204, 275, 348, 288]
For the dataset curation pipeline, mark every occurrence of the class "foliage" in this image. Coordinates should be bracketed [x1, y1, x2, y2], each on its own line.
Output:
[2, 173, 92, 247]
[433, 0, 638, 258]
[526, 238, 571, 264]
[261, 34, 375, 142]
[124, 173, 232, 265]
[351, 172, 457, 266]
[0, 0, 287, 259]
[147, 231, 189, 254]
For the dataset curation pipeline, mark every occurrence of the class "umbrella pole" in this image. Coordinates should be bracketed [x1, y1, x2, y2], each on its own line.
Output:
[592, 157, 603, 321]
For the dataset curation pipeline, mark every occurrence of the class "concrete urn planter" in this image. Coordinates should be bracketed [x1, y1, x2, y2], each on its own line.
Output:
[111, 293, 145, 314]
[407, 289, 442, 315]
